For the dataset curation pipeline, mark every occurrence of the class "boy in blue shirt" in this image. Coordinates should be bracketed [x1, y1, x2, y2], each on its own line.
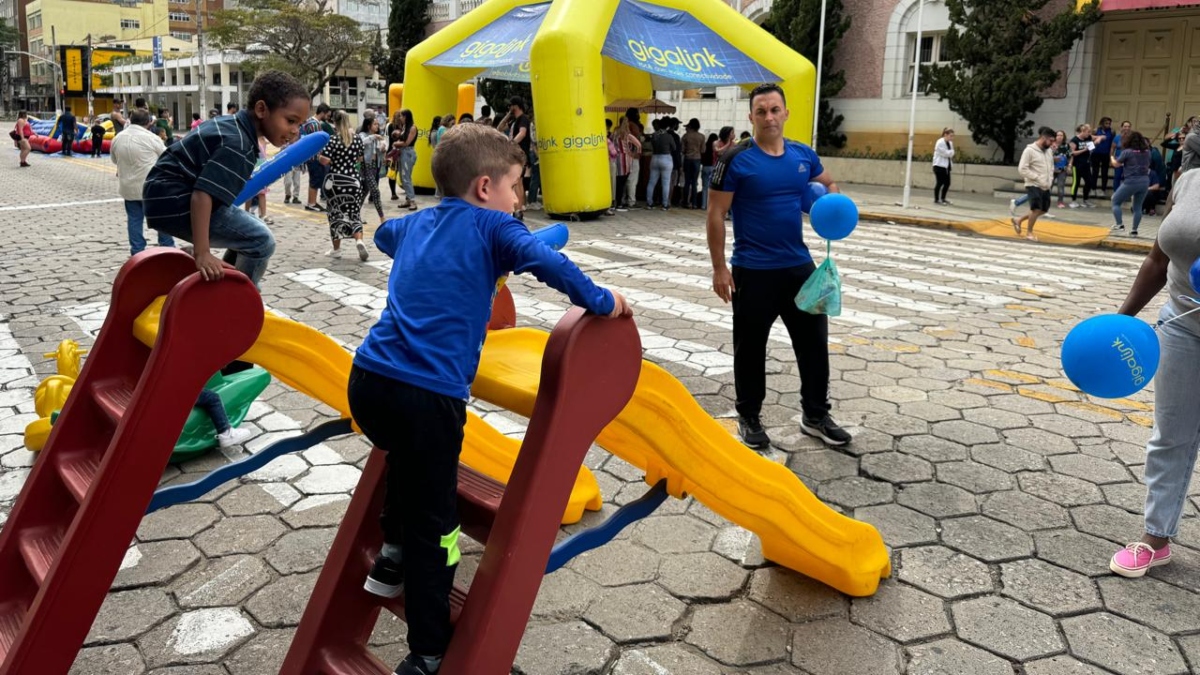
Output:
[143, 70, 311, 287]
[349, 122, 631, 675]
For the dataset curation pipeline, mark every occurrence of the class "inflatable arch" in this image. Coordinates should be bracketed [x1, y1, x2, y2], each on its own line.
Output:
[388, 82, 477, 126]
[401, 0, 816, 216]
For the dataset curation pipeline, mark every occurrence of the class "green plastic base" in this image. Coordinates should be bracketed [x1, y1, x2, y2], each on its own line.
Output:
[170, 367, 272, 462]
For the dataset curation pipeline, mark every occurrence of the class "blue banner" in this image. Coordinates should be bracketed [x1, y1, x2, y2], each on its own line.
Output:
[426, 2, 551, 69]
[152, 36, 163, 68]
[602, 0, 778, 86]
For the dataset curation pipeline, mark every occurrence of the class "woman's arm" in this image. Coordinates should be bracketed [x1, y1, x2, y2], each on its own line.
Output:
[1118, 241, 1170, 317]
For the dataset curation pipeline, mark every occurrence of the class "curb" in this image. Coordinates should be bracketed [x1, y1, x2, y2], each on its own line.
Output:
[860, 210, 1152, 255]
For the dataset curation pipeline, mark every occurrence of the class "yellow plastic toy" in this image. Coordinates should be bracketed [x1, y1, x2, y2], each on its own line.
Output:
[399, 0, 816, 216]
[24, 341, 87, 452]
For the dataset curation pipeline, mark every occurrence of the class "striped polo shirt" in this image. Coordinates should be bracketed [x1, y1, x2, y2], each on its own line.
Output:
[143, 110, 259, 228]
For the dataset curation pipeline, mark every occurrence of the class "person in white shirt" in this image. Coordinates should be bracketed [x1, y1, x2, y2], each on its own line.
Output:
[932, 128, 955, 204]
[1011, 127, 1057, 241]
[111, 109, 175, 255]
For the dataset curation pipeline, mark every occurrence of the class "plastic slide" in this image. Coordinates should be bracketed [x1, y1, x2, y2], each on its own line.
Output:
[132, 298, 603, 523]
[472, 328, 892, 597]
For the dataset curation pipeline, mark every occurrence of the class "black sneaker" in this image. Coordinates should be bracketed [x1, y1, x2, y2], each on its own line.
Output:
[364, 553, 404, 598]
[394, 654, 440, 675]
[800, 415, 852, 447]
[738, 416, 770, 450]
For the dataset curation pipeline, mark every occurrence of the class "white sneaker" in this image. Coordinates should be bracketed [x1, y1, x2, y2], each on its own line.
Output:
[1083, 200, 1096, 208]
[1069, 202, 1080, 209]
[356, 239, 369, 262]
[216, 427, 253, 449]
[1009, 198, 1017, 216]
[326, 248, 342, 258]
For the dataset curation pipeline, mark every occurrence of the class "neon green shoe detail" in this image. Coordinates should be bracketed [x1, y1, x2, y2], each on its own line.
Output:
[440, 526, 462, 567]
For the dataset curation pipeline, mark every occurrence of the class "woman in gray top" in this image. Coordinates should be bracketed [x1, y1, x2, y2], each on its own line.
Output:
[1110, 169, 1200, 578]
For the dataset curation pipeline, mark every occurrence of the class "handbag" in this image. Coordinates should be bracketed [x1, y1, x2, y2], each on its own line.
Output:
[795, 241, 842, 317]
[8, 129, 19, 141]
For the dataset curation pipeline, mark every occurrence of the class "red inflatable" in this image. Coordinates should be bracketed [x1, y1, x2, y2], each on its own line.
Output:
[32, 135, 111, 154]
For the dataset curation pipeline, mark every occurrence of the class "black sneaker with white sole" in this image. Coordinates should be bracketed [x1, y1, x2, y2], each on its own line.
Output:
[364, 553, 404, 598]
[393, 653, 440, 675]
[738, 416, 770, 450]
[800, 415, 852, 447]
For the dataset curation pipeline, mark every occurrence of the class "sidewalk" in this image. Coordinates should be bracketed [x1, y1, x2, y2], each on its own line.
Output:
[839, 183, 1158, 254]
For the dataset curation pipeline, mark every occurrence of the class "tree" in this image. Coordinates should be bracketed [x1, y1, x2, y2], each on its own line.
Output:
[209, 0, 374, 99]
[0, 18, 17, 48]
[764, 0, 851, 149]
[924, 0, 1101, 164]
[370, 0, 430, 85]
[478, 79, 532, 116]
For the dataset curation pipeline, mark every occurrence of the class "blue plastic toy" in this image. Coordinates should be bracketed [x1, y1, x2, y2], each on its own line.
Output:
[234, 131, 329, 206]
[531, 223, 569, 251]
[810, 193, 858, 240]
[1061, 314, 1160, 399]
[1190, 257, 1200, 295]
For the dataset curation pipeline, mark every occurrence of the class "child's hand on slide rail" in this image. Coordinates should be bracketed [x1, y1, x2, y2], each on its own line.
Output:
[607, 290, 633, 318]
[195, 251, 226, 281]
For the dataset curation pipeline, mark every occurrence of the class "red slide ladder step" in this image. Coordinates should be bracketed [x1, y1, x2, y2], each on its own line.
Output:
[314, 645, 391, 675]
[90, 380, 137, 426]
[456, 466, 504, 545]
[0, 602, 26, 661]
[16, 527, 65, 586]
[379, 584, 469, 627]
[56, 452, 103, 504]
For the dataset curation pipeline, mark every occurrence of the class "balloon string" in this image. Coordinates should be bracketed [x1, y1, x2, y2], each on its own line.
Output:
[1157, 296, 1200, 328]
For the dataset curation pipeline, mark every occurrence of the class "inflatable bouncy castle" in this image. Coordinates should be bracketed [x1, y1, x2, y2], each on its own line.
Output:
[27, 116, 113, 154]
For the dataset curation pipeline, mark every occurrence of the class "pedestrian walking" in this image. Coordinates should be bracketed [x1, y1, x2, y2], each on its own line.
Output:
[706, 83, 851, 451]
[932, 128, 954, 204]
[1109, 130, 1152, 237]
[302, 103, 334, 212]
[111, 109, 175, 255]
[1011, 127, 1057, 241]
[320, 110, 369, 261]
[360, 115, 388, 226]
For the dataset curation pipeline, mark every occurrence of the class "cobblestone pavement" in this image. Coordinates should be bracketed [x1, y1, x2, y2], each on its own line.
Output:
[1, 151, 1198, 675]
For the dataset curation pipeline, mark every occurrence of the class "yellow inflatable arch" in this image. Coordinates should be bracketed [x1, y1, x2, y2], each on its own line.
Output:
[400, 0, 815, 216]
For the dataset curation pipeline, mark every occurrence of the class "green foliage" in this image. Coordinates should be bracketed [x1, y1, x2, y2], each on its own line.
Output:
[209, 0, 373, 99]
[826, 147, 1008, 166]
[763, 0, 851, 149]
[371, 0, 430, 85]
[0, 18, 18, 48]
[479, 79, 532, 116]
[924, 0, 1101, 164]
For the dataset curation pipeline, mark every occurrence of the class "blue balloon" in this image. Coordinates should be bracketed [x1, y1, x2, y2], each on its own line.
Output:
[809, 193, 859, 240]
[1190, 257, 1200, 295]
[802, 181, 828, 215]
[531, 223, 569, 251]
[1061, 314, 1159, 399]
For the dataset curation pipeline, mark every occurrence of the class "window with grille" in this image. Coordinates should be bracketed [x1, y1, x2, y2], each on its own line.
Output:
[905, 32, 950, 95]
[120, 18, 140, 29]
[169, 11, 192, 22]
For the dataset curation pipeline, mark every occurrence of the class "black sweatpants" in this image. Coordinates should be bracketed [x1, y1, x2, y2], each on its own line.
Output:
[933, 166, 951, 202]
[1091, 152, 1112, 193]
[347, 365, 467, 657]
[732, 264, 831, 421]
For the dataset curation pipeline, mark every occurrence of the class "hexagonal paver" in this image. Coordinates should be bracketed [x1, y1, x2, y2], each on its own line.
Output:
[1018, 472, 1104, 507]
[1049, 454, 1132, 485]
[172, 555, 273, 609]
[686, 600, 790, 666]
[138, 608, 257, 668]
[898, 402, 961, 423]
[263, 527, 336, 575]
[941, 515, 1033, 562]
[657, 551, 748, 600]
[855, 504, 937, 548]
[790, 618, 901, 675]
[1071, 504, 1143, 544]
[1000, 559, 1101, 616]
[905, 639, 1012, 675]
[1061, 612, 1187, 674]
[850, 582, 951, 643]
[137, 503, 221, 541]
[981, 490, 1069, 531]
[747, 567, 847, 623]
[1034, 529, 1119, 577]
[1097, 576, 1200, 634]
[817, 476, 895, 509]
[633, 515, 716, 554]
[193, 514, 288, 557]
[788, 449, 858, 482]
[861, 452, 933, 483]
[931, 421, 999, 446]
[863, 413, 929, 437]
[245, 572, 319, 628]
[70, 643, 146, 675]
[970, 443, 1045, 472]
[216, 483, 291, 517]
[871, 386, 927, 403]
[224, 628, 296, 675]
[1003, 428, 1076, 456]
[85, 588, 175, 644]
[897, 435, 968, 463]
[951, 596, 1063, 661]
[1023, 655, 1111, 674]
[293, 464, 361, 494]
[280, 495, 351, 529]
[610, 644, 722, 675]
[937, 461, 1014, 494]
[513, 621, 615, 675]
[898, 546, 994, 598]
[531, 568, 602, 619]
[895, 482, 977, 518]
[1178, 636, 1200, 673]
[570, 539, 661, 587]
[1148, 543, 1200, 593]
[113, 540, 203, 590]
[583, 583, 686, 643]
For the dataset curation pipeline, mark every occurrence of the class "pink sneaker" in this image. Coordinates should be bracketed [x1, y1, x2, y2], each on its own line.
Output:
[1110, 542, 1171, 578]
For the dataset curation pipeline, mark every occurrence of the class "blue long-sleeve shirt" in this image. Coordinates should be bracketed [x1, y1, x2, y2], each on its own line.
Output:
[354, 198, 615, 400]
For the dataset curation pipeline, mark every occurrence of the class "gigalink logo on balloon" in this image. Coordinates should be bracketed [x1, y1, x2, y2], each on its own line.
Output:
[1110, 336, 1147, 388]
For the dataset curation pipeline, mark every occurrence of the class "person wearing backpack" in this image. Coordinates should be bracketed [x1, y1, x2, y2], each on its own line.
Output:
[706, 83, 851, 452]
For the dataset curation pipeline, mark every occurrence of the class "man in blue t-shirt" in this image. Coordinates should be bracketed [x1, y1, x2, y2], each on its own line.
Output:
[706, 83, 851, 451]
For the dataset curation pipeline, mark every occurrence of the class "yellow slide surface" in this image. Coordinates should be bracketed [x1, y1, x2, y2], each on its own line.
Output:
[474, 328, 892, 596]
[133, 299, 603, 524]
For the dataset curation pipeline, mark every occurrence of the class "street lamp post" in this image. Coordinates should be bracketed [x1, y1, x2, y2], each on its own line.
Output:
[900, 0, 926, 210]
[8, 49, 63, 114]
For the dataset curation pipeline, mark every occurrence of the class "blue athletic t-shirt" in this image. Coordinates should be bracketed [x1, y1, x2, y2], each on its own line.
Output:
[710, 139, 824, 269]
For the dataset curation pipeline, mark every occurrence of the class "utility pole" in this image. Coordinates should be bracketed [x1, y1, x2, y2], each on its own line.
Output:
[900, 0, 925, 210]
[86, 32, 93, 118]
[51, 25, 61, 114]
[196, 0, 207, 118]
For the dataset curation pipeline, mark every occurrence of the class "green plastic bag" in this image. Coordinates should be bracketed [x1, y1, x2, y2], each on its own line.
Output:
[795, 241, 842, 317]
